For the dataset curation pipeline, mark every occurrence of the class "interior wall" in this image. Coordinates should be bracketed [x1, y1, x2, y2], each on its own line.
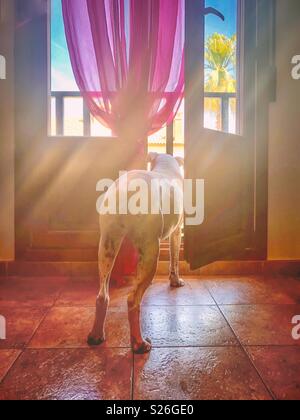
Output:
[3, 0, 300, 262]
[268, 0, 300, 259]
[0, 0, 15, 261]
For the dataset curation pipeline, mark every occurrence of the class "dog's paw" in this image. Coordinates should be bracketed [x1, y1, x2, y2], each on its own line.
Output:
[170, 277, 185, 288]
[87, 334, 105, 347]
[132, 338, 152, 354]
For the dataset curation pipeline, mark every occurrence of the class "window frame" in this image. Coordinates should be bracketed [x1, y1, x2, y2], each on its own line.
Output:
[47, 0, 118, 142]
[48, 0, 243, 146]
[48, 0, 181, 146]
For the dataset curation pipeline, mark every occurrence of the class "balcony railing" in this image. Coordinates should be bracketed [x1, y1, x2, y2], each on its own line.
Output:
[51, 91, 91, 137]
[204, 92, 237, 133]
[51, 91, 237, 137]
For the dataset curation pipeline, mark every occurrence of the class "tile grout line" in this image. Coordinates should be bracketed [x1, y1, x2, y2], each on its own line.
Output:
[24, 344, 241, 351]
[203, 282, 276, 401]
[0, 285, 75, 388]
[0, 287, 66, 385]
[0, 349, 24, 386]
[218, 304, 276, 401]
[23, 286, 65, 350]
[242, 345, 278, 401]
[219, 309, 276, 400]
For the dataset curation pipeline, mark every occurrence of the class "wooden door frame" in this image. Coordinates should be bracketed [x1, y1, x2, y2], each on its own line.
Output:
[184, 0, 276, 263]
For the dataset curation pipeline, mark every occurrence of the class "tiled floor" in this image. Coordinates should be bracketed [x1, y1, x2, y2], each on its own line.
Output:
[0, 275, 300, 400]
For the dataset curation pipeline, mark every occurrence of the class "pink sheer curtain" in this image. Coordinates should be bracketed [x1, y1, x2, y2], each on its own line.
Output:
[62, 0, 184, 283]
[62, 0, 184, 142]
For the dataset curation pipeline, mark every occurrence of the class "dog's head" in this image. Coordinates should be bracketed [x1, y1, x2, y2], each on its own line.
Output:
[147, 153, 184, 177]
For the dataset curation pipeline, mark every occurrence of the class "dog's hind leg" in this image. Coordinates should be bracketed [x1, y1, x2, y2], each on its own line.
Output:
[128, 237, 160, 354]
[169, 226, 185, 288]
[87, 232, 124, 346]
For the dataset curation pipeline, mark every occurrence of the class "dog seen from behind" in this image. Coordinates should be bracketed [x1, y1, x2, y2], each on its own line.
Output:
[88, 153, 184, 354]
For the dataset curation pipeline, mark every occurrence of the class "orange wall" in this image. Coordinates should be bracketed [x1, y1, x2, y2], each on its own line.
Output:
[0, 0, 15, 261]
[268, 0, 300, 259]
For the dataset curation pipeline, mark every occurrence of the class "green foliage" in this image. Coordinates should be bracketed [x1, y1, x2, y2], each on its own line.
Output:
[204, 33, 237, 128]
[205, 33, 237, 93]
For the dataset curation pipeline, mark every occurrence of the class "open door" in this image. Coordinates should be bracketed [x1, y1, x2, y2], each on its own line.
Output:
[184, 0, 271, 269]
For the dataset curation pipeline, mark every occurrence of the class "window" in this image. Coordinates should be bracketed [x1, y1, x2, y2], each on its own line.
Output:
[50, 0, 113, 137]
[204, 0, 241, 134]
[50, 0, 240, 140]
[50, 0, 184, 146]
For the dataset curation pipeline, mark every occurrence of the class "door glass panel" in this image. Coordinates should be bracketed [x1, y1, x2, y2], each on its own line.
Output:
[204, 0, 241, 134]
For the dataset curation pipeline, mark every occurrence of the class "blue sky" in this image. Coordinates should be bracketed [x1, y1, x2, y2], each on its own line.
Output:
[51, 0, 77, 91]
[51, 0, 237, 91]
[205, 0, 237, 38]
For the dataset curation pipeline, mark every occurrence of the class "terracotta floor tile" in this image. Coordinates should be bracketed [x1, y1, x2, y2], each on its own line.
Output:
[143, 278, 215, 306]
[56, 282, 99, 307]
[205, 276, 298, 305]
[134, 347, 271, 400]
[0, 350, 21, 383]
[0, 277, 64, 308]
[1, 275, 300, 400]
[246, 346, 300, 400]
[263, 277, 300, 304]
[0, 349, 132, 400]
[141, 306, 238, 347]
[29, 306, 130, 349]
[57, 281, 132, 308]
[0, 306, 48, 349]
[221, 305, 300, 346]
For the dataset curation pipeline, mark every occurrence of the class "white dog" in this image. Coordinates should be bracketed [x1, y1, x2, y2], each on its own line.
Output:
[88, 153, 184, 354]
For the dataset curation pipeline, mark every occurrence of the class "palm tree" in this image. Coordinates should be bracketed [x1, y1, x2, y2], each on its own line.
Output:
[205, 33, 237, 93]
[204, 33, 237, 130]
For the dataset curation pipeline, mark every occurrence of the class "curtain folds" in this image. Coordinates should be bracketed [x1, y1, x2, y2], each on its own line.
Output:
[62, 0, 184, 142]
[62, 0, 184, 282]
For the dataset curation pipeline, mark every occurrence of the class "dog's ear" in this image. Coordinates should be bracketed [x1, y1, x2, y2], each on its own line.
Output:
[175, 157, 184, 168]
[147, 152, 158, 163]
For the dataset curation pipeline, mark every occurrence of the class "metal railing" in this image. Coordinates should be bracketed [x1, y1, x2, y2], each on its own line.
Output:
[51, 91, 237, 137]
[204, 92, 236, 133]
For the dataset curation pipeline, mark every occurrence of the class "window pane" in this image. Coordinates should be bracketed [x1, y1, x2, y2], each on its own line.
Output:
[204, 97, 222, 131]
[64, 97, 84, 136]
[91, 115, 113, 137]
[51, 0, 77, 92]
[50, 0, 113, 137]
[204, 0, 239, 134]
[229, 97, 237, 134]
